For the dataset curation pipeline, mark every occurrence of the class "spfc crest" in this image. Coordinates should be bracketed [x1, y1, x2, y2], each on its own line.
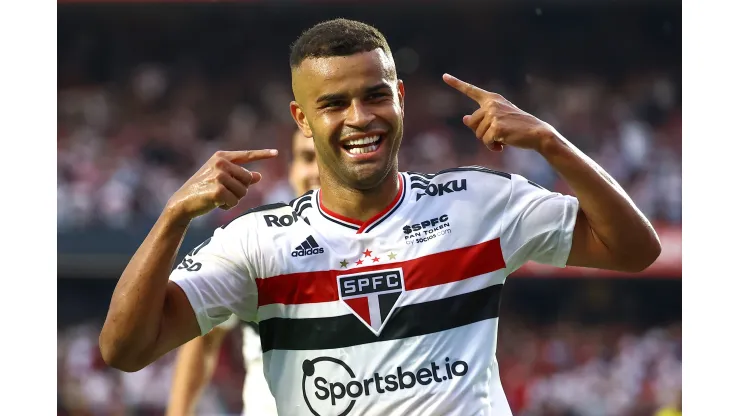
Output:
[337, 268, 405, 335]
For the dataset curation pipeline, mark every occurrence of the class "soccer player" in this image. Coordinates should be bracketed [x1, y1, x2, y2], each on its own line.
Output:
[99, 19, 661, 416]
[166, 129, 319, 416]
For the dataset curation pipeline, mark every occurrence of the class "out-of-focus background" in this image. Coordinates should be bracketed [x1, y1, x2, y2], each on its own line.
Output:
[57, 1, 681, 415]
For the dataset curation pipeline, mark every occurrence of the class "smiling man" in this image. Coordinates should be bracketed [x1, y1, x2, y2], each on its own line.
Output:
[99, 19, 661, 416]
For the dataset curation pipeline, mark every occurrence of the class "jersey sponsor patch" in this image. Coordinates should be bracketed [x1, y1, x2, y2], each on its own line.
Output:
[301, 355, 470, 416]
[292, 235, 325, 257]
[411, 179, 467, 201]
[264, 211, 302, 227]
[337, 268, 405, 335]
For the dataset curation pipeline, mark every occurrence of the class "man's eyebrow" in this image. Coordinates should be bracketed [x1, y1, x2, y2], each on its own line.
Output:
[365, 83, 392, 93]
[315, 83, 391, 104]
[316, 92, 347, 104]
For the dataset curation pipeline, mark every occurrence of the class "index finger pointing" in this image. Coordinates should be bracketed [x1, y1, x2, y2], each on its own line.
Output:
[442, 73, 490, 104]
[222, 149, 279, 164]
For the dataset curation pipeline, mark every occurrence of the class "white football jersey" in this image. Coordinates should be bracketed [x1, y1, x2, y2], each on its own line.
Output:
[171, 167, 579, 416]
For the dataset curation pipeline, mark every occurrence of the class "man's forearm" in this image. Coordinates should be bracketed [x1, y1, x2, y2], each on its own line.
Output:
[99, 208, 190, 370]
[538, 130, 661, 270]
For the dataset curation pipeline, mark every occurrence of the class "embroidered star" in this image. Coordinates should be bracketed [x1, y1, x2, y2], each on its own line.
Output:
[339, 260, 348, 268]
[363, 249, 373, 257]
[372, 257, 380, 263]
[388, 252, 397, 260]
[355, 259, 364, 266]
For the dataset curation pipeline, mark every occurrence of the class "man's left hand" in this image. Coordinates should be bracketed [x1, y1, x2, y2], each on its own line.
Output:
[443, 73, 556, 153]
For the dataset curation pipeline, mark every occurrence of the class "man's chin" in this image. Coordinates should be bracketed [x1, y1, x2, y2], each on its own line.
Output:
[343, 165, 394, 190]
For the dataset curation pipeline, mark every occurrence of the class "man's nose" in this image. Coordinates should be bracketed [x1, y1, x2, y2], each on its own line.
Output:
[345, 100, 374, 128]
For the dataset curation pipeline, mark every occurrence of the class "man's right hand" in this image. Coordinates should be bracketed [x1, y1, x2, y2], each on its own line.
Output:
[165, 149, 279, 223]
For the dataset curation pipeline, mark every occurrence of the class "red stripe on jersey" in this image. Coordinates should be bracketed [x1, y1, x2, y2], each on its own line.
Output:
[256, 238, 505, 307]
[318, 174, 405, 233]
[404, 237, 504, 290]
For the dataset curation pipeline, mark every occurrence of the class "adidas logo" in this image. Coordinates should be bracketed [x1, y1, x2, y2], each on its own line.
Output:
[291, 235, 325, 257]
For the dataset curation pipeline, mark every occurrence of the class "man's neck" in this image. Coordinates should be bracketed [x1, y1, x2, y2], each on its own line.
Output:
[319, 170, 400, 223]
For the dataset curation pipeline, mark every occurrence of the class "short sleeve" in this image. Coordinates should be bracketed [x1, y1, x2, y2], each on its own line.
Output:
[169, 217, 258, 336]
[500, 174, 579, 272]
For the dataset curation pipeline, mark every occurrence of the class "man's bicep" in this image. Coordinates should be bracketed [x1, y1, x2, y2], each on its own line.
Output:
[566, 209, 620, 270]
[148, 282, 203, 363]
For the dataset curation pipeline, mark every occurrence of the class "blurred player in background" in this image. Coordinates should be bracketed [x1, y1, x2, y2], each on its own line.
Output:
[166, 129, 319, 416]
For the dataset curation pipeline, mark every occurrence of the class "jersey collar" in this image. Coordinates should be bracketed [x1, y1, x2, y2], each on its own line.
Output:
[316, 173, 406, 234]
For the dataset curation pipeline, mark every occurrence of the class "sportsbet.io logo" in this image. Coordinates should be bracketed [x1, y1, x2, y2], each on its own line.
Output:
[302, 356, 470, 416]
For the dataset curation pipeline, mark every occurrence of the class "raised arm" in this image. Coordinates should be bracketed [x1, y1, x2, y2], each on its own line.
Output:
[99, 149, 277, 372]
[443, 73, 660, 272]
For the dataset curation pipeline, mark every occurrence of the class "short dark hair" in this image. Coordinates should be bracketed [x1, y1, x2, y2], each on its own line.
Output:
[289, 18, 393, 69]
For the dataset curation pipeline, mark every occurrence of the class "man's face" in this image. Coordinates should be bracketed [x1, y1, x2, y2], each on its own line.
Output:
[289, 130, 320, 196]
[290, 49, 405, 190]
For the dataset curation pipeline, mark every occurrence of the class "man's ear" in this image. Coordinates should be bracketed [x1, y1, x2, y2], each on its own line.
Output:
[290, 101, 313, 138]
[397, 79, 405, 117]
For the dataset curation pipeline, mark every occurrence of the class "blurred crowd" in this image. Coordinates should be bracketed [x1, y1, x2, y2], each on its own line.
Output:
[57, 67, 681, 231]
[58, 321, 240, 416]
[57, 4, 681, 231]
[500, 321, 681, 416]
[57, 319, 681, 416]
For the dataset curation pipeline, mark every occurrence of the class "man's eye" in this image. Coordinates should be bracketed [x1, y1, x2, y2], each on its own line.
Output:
[323, 101, 343, 109]
[368, 93, 389, 100]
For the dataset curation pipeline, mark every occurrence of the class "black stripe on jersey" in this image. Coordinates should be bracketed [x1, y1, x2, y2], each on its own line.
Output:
[410, 182, 428, 191]
[219, 203, 289, 229]
[363, 174, 407, 233]
[437, 166, 511, 179]
[289, 190, 315, 207]
[259, 283, 502, 352]
[297, 203, 313, 217]
[290, 191, 314, 212]
[409, 175, 431, 184]
[408, 171, 436, 180]
[294, 199, 312, 214]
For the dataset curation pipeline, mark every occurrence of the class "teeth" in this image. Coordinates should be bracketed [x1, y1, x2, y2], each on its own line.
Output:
[345, 136, 380, 146]
[349, 144, 379, 154]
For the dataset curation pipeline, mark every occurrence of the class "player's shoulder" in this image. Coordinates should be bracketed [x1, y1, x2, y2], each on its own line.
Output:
[218, 202, 290, 230]
[407, 165, 512, 183]
[405, 166, 512, 204]
[409, 166, 549, 190]
[287, 189, 316, 215]
[219, 190, 316, 232]
[404, 166, 514, 201]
